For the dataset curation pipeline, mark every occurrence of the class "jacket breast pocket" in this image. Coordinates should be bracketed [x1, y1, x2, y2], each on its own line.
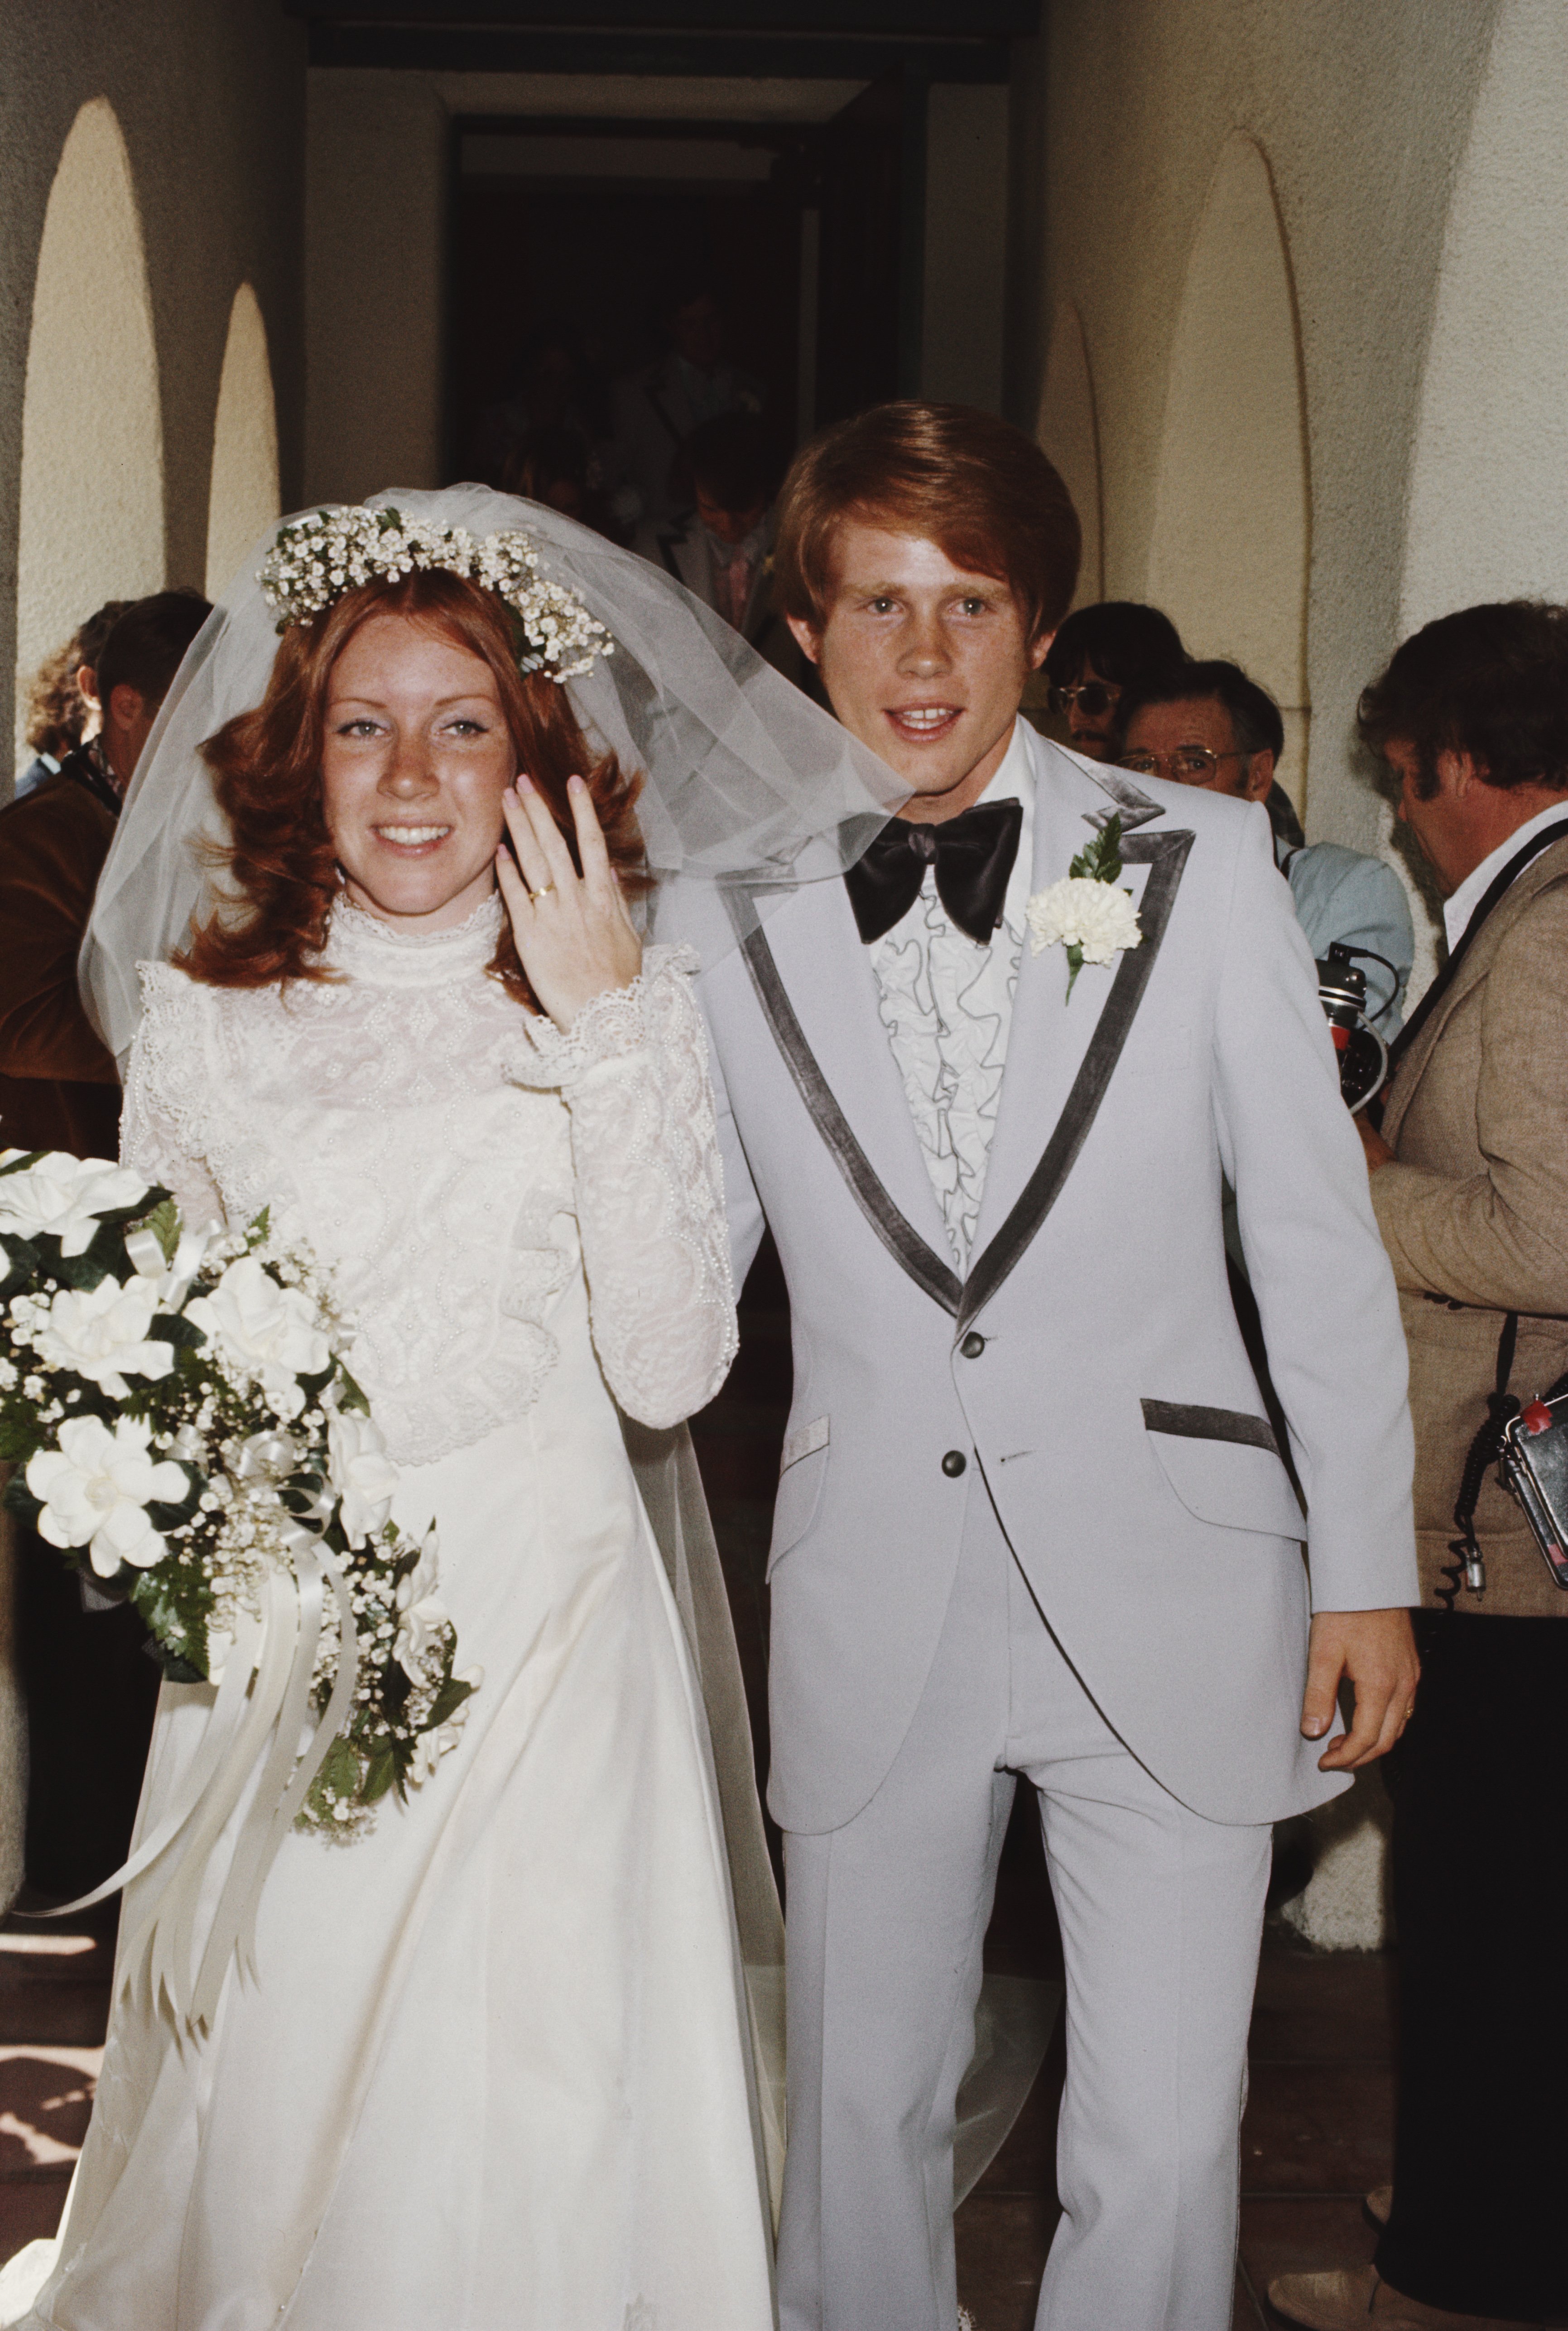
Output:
[768, 1415, 828, 1579]
[1142, 1400, 1305, 1541]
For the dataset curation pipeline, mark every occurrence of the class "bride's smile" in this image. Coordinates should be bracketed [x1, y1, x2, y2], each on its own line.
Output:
[321, 610, 516, 934]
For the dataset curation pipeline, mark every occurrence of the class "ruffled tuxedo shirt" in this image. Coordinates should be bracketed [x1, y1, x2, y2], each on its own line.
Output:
[868, 722, 1035, 1271]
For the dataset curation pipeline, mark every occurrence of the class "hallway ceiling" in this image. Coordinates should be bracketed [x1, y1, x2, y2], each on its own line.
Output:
[287, 0, 1037, 79]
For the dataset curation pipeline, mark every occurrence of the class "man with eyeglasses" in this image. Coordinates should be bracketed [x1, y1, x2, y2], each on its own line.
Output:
[1040, 600, 1184, 760]
[1118, 658, 1415, 1031]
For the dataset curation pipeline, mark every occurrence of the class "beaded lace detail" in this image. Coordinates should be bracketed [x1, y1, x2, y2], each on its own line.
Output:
[120, 896, 736, 1463]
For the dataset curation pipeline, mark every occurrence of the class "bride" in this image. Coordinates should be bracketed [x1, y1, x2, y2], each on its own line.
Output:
[10, 491, 903, 2331]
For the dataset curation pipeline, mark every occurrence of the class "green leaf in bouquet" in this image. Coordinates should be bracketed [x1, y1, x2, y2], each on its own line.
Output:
[0, 1473, 42, 1524]
[134, 1197, 181, 1265]
[51, 1218, 134, 1291]
[149, 1647, 207, 1685]
[334, 1365, 371, 1416]
[150, 1311, 207, 1351]
[0, 1151, 46, 1179]
[362, 1743, 399, 1804]
[381, 1662, 412, 1716]
[244, 1207, 271, 1248]
[0, 1232, 43, 1302]
[424, 1673, 477, 1731]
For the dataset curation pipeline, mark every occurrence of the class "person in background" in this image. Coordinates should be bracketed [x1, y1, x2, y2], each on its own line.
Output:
[613, 272, 763, 530]
[0, 584, 210, 1906]
[500, 423, 632, 546]
[0, 587, 211, 1159]
[1118, 657, 1415, 1031]
[15, 598, 130, 800]
[1270, 603, 1568, 2331]
[635, 411, 800, 680]
[1040, 598, 1184, 760]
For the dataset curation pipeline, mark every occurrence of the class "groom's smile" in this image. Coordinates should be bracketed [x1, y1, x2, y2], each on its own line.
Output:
[786, 519, 1052, 824]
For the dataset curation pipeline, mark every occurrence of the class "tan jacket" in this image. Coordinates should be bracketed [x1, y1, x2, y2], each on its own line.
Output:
[1373, 834, 1568, 1616]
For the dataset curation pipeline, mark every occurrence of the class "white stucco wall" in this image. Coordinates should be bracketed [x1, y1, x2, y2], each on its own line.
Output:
[206, 284, 282, 602]
[1010, 0, 1506, 858]
[0, 2, 306, 790]
[13, 98, 165, 773]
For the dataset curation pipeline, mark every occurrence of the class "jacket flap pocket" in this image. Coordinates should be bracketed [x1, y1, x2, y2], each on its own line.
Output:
[769, 1416, 829, 1578]
[781, 1414, 829, 1472]
[1144, 1407, 1304, 1540]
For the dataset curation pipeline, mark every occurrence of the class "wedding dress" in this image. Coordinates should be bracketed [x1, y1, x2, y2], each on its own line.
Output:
[17, 892, 776, 2331]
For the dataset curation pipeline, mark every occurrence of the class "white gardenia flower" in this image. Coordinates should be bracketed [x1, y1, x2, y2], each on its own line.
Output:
[32, 1275, 174, 1398]
[184, 1255, 330, 1420]
[27, 1414, 188, 1577]
[327, 1409, 398, 1547]
[1026, 876, 1143, 966]
[0, 1152, 150, 1257]
[394, 1535, 450, 1681]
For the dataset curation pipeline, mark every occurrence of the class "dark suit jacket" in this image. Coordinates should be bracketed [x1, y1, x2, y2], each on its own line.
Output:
[0, 751, 121, 1160]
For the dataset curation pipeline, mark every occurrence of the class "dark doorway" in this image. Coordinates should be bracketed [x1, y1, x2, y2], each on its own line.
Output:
[443, 97, 920, 506]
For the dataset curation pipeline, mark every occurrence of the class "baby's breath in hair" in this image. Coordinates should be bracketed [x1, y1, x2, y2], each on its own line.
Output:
[258, 505, 613, 682]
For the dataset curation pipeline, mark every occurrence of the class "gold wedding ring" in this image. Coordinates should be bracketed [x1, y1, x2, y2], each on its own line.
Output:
[529, 882, 555, 902]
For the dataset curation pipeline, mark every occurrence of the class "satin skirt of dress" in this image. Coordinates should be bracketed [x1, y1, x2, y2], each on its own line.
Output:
[20, 1271, 776, 2331]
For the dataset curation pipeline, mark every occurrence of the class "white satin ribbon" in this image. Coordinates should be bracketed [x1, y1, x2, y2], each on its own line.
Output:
[36, 1533, 361, 2039]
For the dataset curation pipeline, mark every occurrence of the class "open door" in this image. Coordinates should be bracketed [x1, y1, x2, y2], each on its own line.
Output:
[815, 72, 922, 425]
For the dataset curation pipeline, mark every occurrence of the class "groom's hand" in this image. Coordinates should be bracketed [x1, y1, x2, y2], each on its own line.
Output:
[1301, 1608, 1420, 1770]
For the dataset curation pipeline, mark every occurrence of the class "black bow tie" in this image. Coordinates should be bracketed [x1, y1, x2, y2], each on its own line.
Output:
[845, 798, 1024, 946]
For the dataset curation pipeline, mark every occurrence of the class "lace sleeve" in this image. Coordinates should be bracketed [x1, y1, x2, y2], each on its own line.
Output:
[514, 945, 738, 1427]
[119, 964, 226, 1230]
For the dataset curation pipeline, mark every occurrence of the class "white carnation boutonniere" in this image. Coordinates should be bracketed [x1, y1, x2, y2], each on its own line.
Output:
[1025, 815, 1143, 1001]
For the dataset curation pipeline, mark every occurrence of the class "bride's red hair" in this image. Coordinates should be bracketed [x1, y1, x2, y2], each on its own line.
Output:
[178, 568, 645, 1011]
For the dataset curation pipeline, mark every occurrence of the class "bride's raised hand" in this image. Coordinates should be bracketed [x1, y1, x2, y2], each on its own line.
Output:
[496, 772, 643, 1031]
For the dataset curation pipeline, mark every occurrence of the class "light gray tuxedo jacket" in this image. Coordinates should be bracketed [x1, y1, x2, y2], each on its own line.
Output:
[692, 729, 1418, 1835]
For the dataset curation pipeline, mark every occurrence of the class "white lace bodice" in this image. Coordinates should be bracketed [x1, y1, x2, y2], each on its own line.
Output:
[119, 895, 736, 1462]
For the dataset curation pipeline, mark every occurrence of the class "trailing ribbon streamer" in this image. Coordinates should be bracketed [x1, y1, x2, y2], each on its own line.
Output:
[39, 1537, 361, 2039]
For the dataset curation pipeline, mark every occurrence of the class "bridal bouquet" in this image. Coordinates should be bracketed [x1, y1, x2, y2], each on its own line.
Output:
[0, 1149, 478, 1843]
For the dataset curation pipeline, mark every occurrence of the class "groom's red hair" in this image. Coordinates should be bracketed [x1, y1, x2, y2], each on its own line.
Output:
[772, 400, 1080, 645]
[179, 569, 645, 1011]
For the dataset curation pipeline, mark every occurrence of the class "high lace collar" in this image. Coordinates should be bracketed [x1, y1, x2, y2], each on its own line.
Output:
[323, 888, 505, 988]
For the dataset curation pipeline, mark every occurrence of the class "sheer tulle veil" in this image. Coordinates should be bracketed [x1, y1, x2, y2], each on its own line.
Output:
[80, 482, 908, 1065]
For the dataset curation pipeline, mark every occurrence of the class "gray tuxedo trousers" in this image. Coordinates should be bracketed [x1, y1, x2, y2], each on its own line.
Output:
[779, 1472, 1270, 2331]
[681, 733, 1419, 2329]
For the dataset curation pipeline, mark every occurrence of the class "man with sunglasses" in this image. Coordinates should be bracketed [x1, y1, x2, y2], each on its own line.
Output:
[1040, 600, 1184, 759]
[1118, 657, 1414, 1031]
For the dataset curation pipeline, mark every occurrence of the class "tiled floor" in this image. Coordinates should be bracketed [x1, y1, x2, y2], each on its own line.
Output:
[0, 1244, 1400, 2320]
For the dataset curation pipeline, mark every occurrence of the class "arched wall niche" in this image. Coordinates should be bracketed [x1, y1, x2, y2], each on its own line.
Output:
[206, 284, 282, 601]
[1401, 0, 1568, 633]
[1143, 133, 1311, 811]
[1036, 300, 1103, 607]
[15, 98, 164, 775]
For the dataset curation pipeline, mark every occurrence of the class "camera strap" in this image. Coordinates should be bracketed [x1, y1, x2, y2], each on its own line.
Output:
[1447, 1310, 1520, 1597]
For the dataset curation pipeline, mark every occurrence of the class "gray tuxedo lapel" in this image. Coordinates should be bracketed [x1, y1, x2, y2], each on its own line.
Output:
[737, 741, 1192, 1331]
[741, 881, 963, 1314]
[962, 745, 1192, 1333]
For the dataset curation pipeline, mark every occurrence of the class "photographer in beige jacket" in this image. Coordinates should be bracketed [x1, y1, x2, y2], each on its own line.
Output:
[1272, 602, 1568, 2331]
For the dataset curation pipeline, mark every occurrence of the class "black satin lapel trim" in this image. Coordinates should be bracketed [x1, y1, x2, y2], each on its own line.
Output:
[957, 828, 1194, 1334]
[1141, 1399, 1279, 1454]
[1085, 766, 1165, 833]
[739, 926, 963, 1317]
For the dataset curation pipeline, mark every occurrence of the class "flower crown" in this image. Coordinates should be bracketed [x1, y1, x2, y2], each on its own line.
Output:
[257, 506, 613, 682]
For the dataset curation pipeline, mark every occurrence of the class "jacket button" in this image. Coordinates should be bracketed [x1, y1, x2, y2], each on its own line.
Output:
[941, 1450, 967, 1477]
[960, 1332, 986, 1358]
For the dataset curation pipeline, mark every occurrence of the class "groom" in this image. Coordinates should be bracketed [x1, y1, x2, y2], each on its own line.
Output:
[693, 402, 1419, 2331]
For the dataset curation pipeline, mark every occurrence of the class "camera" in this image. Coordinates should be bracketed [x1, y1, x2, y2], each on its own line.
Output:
[1315, 942, 1391, 1114]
